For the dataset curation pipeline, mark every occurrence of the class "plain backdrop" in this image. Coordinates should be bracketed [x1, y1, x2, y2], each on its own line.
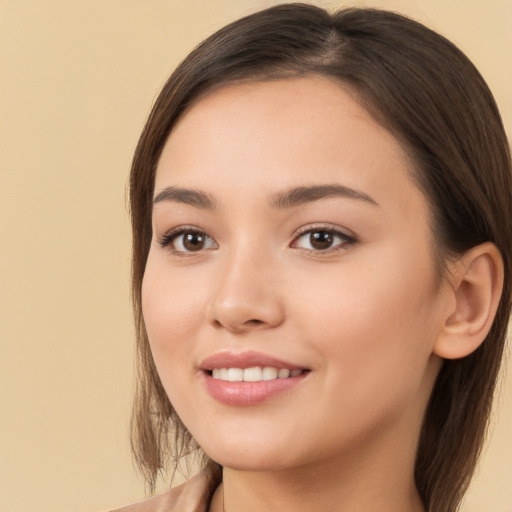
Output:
[1, 1, 511, 511]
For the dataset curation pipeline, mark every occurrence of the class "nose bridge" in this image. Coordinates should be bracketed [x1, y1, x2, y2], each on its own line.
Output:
[208, 238, 284, 332]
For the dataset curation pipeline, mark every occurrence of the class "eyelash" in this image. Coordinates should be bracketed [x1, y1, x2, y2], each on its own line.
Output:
[291, 225, 356, 255]
[157, 224, 356, 256]
[158, 226, 217, 256]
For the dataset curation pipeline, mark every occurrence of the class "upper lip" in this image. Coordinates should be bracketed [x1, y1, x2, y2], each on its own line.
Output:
[199, 350, 306, 371]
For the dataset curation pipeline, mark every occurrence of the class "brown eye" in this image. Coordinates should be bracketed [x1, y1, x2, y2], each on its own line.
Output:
[309, 231, 334, 250]
[182, 231, 207, 251]
[159, 228, 217, 253]
[292, 227, 354, 253]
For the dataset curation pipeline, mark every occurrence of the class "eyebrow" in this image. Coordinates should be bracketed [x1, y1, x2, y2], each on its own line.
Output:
[152, 183, 379, 210]
[270, 184, 379, 208]
[153, 186, 216, 209]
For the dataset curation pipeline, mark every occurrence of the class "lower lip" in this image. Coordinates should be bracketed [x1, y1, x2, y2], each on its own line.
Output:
[202, 372, 307, 406]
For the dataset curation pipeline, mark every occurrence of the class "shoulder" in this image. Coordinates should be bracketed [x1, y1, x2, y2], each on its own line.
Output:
[107, 470, 213, 512]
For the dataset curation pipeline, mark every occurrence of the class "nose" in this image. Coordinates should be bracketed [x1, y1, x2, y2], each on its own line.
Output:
[207, 247, 285, 334]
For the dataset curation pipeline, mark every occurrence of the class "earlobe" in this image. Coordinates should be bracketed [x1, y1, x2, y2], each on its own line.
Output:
[434, 242, 504, 360]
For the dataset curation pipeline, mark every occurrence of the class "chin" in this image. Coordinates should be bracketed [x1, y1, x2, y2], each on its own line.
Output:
[200, 434, 328, 475]
[198, 436, 296, 473]
[209, 452, 291, 473]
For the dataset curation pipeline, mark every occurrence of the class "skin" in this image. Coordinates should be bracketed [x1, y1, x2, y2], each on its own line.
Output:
[141, 75, 457, 511]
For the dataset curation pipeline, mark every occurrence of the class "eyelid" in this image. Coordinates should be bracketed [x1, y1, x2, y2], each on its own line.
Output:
[293, 222, 355, 238]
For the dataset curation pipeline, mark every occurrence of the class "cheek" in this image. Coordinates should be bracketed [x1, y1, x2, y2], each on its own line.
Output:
[141, 268, 205, 417]
[141, 254, 207, 376]
[291, 247, 440, 396]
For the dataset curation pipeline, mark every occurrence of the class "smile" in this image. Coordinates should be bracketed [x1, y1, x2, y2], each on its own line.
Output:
[211, 367, 304, 382]
[199, 351, 310, 406]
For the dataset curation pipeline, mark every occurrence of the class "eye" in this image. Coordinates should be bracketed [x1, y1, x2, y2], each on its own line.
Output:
[291, 227, 355, 253]
[158, 227, 217, 254]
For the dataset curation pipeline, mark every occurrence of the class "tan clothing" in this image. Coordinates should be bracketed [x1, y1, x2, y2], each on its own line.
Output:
[109, 471, 214, 512]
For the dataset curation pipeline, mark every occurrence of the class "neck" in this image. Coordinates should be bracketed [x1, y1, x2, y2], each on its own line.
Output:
[218, 463, 423, 512]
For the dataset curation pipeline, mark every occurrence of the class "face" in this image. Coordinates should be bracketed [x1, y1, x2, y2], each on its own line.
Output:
[142, 76, 447, 473]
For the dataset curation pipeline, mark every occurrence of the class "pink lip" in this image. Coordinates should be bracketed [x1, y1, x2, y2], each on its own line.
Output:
[199, 350, 304, 371]
[198, 351, 309, 406]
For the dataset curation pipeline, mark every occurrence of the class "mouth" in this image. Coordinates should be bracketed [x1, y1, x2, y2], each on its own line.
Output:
[199, 351, 310, 406]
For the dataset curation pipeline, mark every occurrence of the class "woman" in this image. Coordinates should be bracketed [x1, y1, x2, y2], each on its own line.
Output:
[113, 4, 512, 511]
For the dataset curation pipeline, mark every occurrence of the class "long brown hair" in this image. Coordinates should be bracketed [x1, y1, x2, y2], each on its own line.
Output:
[129, 4, 512, 511]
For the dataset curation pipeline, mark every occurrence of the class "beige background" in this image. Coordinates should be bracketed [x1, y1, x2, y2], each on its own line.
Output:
[1, 1, 510, 511]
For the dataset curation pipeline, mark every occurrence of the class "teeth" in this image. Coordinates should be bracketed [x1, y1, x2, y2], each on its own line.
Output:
[262, 367, 278, 380]
[211, 366, 303, 382]
[243, 366, 262, 382]
[227, 368, 243, 382]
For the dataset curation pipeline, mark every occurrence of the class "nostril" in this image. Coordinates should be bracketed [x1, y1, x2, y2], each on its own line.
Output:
[246, 319, 264, 325]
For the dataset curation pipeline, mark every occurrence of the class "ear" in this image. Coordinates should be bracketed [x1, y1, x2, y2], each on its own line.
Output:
[434, 242, 504, 360]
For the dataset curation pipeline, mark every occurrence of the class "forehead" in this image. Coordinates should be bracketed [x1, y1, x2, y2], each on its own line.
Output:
[155, 75, 428, 220]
